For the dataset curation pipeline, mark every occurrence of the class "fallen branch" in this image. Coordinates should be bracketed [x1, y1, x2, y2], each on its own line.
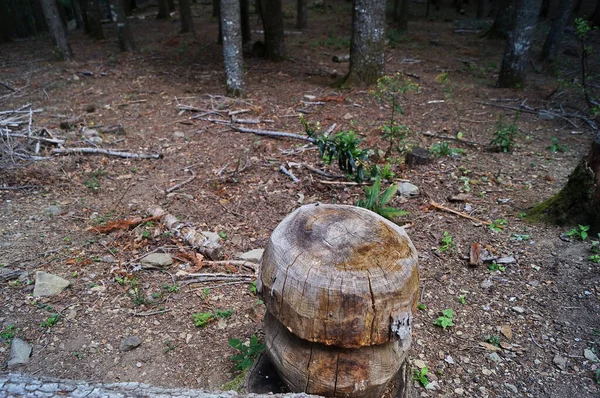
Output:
[133, 309, 171, 317]
[0, 131, 64, 145]
[301, 163, 344, 179]
[230, 126, 316, 143]
[428, 201, 491, 226]
[279, 165, 299, 183]
[51, 147, 162, 159]
[179, 273, 254, 286]
[204, 260, 257, 272]
[166, 169, 197, 193]
[332, 54, 349, 63]
[88, 215, 162, 233]
[422, 131, 479, 147]
[0, 81, 16, 92]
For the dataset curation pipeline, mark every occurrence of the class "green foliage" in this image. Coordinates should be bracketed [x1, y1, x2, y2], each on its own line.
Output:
[488, 261, 505, 272]
[457, 295, 466, 304]
[84, 177, 100, 190]
[489, 219, 508, 233]
[193, 309, 233, 327]
[164, 339, 179, 353]
[356, 177, 408, 220]
[249, 281, 257, 295]
[0, 324, 16, 341]
[369, 163, 394, 180]
[429, 141, 464, 157]
[40, 314, 60, 328]
[547, 137, 568, 153]
[490, 113, 519, 152]
[130, 287, 147, 306]
[229, 335, 265, 371]
[511, 234, 531, 241]
[439, 231, 455, 252]
[417, 303, 427, 311]
[590, 255, 600, 263]
[162, 283, 179, 293]
[434, 309, 455, 330]
[412, 366, 429, 387]
[218, 231, 228, 240]
[486, 335, 501, 347]
[566, 225, 590, 240]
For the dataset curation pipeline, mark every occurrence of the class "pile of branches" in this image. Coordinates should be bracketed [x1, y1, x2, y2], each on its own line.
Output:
[0, 104, 50, 169]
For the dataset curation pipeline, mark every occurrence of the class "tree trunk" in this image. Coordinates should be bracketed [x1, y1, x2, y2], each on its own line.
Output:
[591, 0, 600, 26]
[156, 0, 170, 19]
[476, 0, 486, 18]
[110, 0, 135, 51]
[496, 0, 542, 88]
[220, 0, 244, 96]
[529, 134, 600, 234]
[573, 0, 582, 14]
[40, 0, 73, 61]
[340, 0, 386, 86]
[486, 0, 513, 38]
[213, 0, 218, 16]
[241, 0, 251, 43]
[0, 0, 14, 42]
[168, 0, 175, 12]
[215, 0, 222, 43]
[541, 0, 573, 62]
[72, 0, 84, 29]
[84, 0, 104, 39]
[180, 0, 195, 34]
[395, 0, 409, 31]
[258, 0, 285, 61]
[123, 0, 136, 16]
[540, 0, 550, 17]
[296, 0, 307, 29]
[32, 0, 49, 33]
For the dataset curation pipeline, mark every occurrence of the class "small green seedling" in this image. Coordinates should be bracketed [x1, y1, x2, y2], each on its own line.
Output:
[229, 334, 265, 371]
[356, 177, 408, 220]
[490, 112, 519, 152]
[489, 219, 508, 233]
[40, 314, 60, 328]
[417, 303, 427, 311]
[193, 309, 233, 327]
[200, 288, 210, 301]
[457, 295, 466, 304]
[439, 231, 455, 252]
[249, 281, 257, 295]
[488, 262, 505, 272]
[429, 141, 464, 157]
[412, 366, 429, 387]
[218, 231, 228, 240]
[434, 309, 455, 330]
[511, 234, 531, 241]
[486, 335, 501, 347]
[0, 324, 16, 341]
[164, 340, 179, 353]
[162, 283, 180, 293]
[566, 225, 590, 240]
[547, 137, 568, 153]
[590, 255, 600, 264]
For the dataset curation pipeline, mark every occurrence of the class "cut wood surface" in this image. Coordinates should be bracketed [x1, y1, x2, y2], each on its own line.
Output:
[258, 204, 419, 348]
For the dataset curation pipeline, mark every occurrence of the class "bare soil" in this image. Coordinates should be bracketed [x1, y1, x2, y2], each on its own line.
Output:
[1, 2, 599, 397]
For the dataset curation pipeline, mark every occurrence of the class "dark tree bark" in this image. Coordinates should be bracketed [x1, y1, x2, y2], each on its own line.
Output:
[156, 0, 170, 19]
[591, 0, 600, 26]
[296, 0, 307, 29]
[541, 0, 573, 62]
[496, 0, 542, 88]
[213, 0, 218, 16]
[340, 0, 386, 86]
[72, 0, 84, 29]
[40, 0, 73, 61]
[540, 0, 550, 17]
[0, 0, 14, 42]
[220, 0, 244, 96]
[573, 0, 582, 14]
[123, 0, 136, 16]
[32, 0, 49, 33]
[487, 0, 514, 38]
[393, 0, 409, 31]
[529, 133, 600, 234]
[215, 0, 222, 43]
[241, 0, 251, 43]
[259, 0, 285, 61]
[167, 0, 175, 12]
[110, 0, 135, 51]
[83, 0, 104, 39]
[476, 0, 487, 18]
[180, 0, 195, 35]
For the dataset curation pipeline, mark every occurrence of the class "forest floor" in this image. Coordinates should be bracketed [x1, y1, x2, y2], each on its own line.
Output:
[1, 1, 600, 397]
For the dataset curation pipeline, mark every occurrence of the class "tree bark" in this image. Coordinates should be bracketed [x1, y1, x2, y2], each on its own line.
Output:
[0, 0, 14, 42]
[168, 0, 175, 11]
[72, 0, 85, 29]
[486, 0, 514, 38]
[540, 0, 550, 17]
[156, 0, 170, 19]
[393, 0, 409, 31]
[496, 0, 542, 88]
[40, 0, 73, 61]
[541, 0, 573, 62]
[220, 0, 245, 96]
[32, 0, 49, 33]
[241, 0, 251, 43]
[83, 0, 104, 39]
[476, 0, 487, 19]
[591, 0, 600, 26]
[296, 0, 307, 29]
[180, 0, 195, 34]
[110, 0, 136, 51]
[259, 0, 285, 61]
[340, 0, 386, 86]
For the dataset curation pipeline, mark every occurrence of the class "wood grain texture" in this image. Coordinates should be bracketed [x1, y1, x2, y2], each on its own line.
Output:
[258, 204, 419, 348]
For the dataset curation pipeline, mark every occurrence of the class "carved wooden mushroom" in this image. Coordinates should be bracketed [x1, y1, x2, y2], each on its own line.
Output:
[258, 204, 419, 398]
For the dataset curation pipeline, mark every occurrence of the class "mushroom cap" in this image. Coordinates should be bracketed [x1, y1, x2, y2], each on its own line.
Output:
[258, 204, 419, 348]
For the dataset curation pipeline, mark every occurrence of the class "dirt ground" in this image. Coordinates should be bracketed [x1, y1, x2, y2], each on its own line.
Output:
[1, 1, 600, 397]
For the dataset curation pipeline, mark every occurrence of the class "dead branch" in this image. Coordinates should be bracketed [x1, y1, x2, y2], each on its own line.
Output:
[228, 109, 250, 116]
[203, 260, 257, 272]
[88, 215, 162, 233]
[422, 131, 479, 147]
[166, 169, 197, 193]
[51, 147, 162, 159]
[279, 165, 299, 183]
[230, 126, 316, 142]
[179, 273, 254, 286]
[295, 162, 343, 179]
[133, 309, 172, 317]
[0, 81, 16, 92]
[0, 131, 64, 145]
[428, 201, 491, 226]
[332, 54, 350, 63]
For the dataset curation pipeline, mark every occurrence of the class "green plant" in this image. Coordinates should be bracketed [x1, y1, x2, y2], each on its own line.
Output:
[249, 281, 257, 295]
[490, 113, 519, 152]
[547, 137, 568, 153]
[164, 340, 179, 353]
[511, 234, 531, 241]
[429, 141, 464, 157]
[457, 295, 466, 304]
[356, 177, 408, 220]
[488, 262, 505, 272]
[40, 314, 60, 328]
[215, 309, 233, 318]
[8, 280, 20, 288]
[487, 335, 501, 347]
[162, 283, 179, 293]
[489, 219, 508, 233]
[73, 351, 83, 359]
[193, 309, 233, 327]
[434, 309, 455, 330]
[417, 303, 427, 311]
[369, 163, 395, 180]
[229, 335, 265, 371]
[0, 324, 16, 341]
[590, 255, 600, 263]
[439, 231, 455, 252]
[218, 231, 228, 240]
[130, 287, 147, 306]
[566, 225, 590, 240]
[412, 366, 429, 387]
[200, 288, 210, 301]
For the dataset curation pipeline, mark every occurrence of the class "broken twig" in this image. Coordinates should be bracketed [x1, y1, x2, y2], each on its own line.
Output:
[51, 147, 162, 159]
[279, 165, 300, 183]
[428, 201, 491, 226]
[166, 169, 197, 193]
[230, 126, 316, 142]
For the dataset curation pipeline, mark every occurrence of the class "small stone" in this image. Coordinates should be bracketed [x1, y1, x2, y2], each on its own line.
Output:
[81, 127, 99, 137]
[425, 380, 439, 391]
[445, 355, 455, 364]
[397, 182, 419, 197]
[504, 383, 518, 393]
[496, 256, 516, 264]
[66, 309, 77, 320]
[7, 338, 32, 368]
[234, 248, 264, 263]
[33, 271, 70, 297]
[511, 306, 525, 314]
[136, 362, 142, 368]
[87, 136, 103, 144]
[44, 205, 63, 216]
[90, 285, 106, 292]
[480, 279, 493, 289]
[553, 354, 567, 371]
[303, 94, 316, 101]
[120, 336, 142, 352]
[482, 368, 493, 376]
[342, 113, 353, 120]
[500, 324, 513, 340]
[173, 131, 185, 139]
[454, 388, 465, 395]
[488, 353, 502, 362]
[101, 255, 117, 263]
[201, 231, 221, 244]
[413, 359, 427, 369]
[584, 348, 599, 362]
[140, 253, 173, 269]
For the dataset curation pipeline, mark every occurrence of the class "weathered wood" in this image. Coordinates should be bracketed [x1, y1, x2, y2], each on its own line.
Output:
[404, 147, 432, 167]
[263, 312, 410, 398]
[258, 204, 419, 348]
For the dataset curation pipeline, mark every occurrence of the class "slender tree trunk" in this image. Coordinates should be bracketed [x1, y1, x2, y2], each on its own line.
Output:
[497, 0, 542, 87]
[541, 0, 573, 62]
[40, 0, 73, 60]
[296, 0, 307, 29]
[540, 0, 550, 17]
[573, 0, 582, 14]
[487, 0, 514, 38]
[72, 0, 84, 29]
[168, 0, 175, 11]
[123, 0, 136, 16]
[110, 0, 135, 51]
[157, 0, 170, 19]
[0, 0, 14, 42]
[241, 0, 251, 43]
[215, 0, 222, 43]
[340, 0, 386, 86]
[180, 0, 195, 34]
[84, 0, 104, 39]
[591, 0, 600, 26]
[32, 0, 49, 32]
[220, 0, 244, 96]
[259, 0, 285, 61]
[394, 0, 409, 31]
[213, 0, 218, 16]
[476, 0, 486, 18]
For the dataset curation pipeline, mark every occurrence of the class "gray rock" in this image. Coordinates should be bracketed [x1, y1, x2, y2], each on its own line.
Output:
[8, 338, 32, 368]
[173, 131, 186, 139]
[101, 255, 118, 263]
[397, 182, 419, 197]
[480, 279, 493, 289]
[488, 353, 501, 362]
[504, 383, 518, 393]
[425, 380, 439, 391]
[33, 271, 70, 297]
[81, 127, 99, 137]
[43, 205, 62, 216]
[140, 253, 173, 269]
[553, 354, 567, 371]
[235, 249, 264, 263]
[201, 231, 221, 244]
[511, 306, 525, 314]
[537, 110, 555, 120]
[120, 336, 142, 352]
[584, 348, 599, 362]
[496, 256, 516, 264]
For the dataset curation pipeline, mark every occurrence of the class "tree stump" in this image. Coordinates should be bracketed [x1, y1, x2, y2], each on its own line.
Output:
[258, 204, 419, 397]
